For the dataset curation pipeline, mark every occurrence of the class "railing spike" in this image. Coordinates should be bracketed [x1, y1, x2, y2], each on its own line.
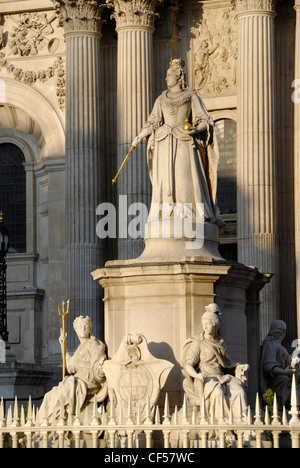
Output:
[200, 394, 208, 425]
[192, 405, 197, 425]
[247, 405, 252, 425]
[119, 404, 123, 426]
[0, 397, 5, 427]
[254, 393, 263, 425]
[210, 400, 215, 425]
[289, 372, 300, 425]
[218, 397, 226, 424]
[182, 394, 189, 425]
[7, 405, 12, 427]
[27, 396, 33, 426]
[13, 396, 19, 427]
[265, 406, 270, 425]
[155, 405, 160, 425]
[91, 395, 100, 426]
[32, 404, 36, 426]
[229, 405, 233, 425]
[272, 393, 280, 425]
[137, 405, 141, 426]
[109, 399, 117, 426]
[73, 396, 81, 426]
[20, 405, 25, 426]
[144, 394, 152, 425]
[126, 394, 134, 425]
[282, 406, 288, 426]
[163, 393, 171, 425]
[174, 405, 178, 425]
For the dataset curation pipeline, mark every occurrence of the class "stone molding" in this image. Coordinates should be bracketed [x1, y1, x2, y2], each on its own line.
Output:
[0, 53, 65, 109]
[51, 0, 106, 34]
[233, 0, 277, 15]
[295, 0, 300, 10]
[106, 0, 163, 31]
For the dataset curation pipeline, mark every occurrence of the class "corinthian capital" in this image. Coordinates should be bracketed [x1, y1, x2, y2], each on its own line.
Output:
[233, 0, 277, 15]
[106, 0, 164, 30]
[295, 0, 300, 11]
[52, 0, 106, 34]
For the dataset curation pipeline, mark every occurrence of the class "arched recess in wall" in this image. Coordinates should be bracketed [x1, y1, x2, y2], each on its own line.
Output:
[211, 110, 237, 262]
[0, 78, 65, 254]
[0, 142, 26, 252]
[0, 77, 65, 159]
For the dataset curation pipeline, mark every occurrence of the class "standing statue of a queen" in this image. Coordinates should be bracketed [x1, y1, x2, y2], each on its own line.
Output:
[132, 58, 223, 258]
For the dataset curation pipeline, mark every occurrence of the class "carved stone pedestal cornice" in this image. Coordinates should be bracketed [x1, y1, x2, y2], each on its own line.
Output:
[106, 0, 164, 31]
[51, 0, 106, 34]
[233, 0, 277, 15]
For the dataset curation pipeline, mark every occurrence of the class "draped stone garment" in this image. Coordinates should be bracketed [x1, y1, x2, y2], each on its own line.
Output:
[144, 88, 221, 223]
[260, 333, 292, 407]
[182, 333, 248, 420]
[40, 336, 107, 420]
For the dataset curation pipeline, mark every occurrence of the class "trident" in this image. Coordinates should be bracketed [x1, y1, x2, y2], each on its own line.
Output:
[58, 299, 70, 380]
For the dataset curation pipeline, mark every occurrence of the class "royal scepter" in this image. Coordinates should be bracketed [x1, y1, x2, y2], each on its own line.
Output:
[112, 145, 136, 185]
[58, 299, 70, 380]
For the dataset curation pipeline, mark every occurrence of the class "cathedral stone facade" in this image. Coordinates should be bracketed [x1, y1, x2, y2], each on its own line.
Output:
[0, 0, 298, 396]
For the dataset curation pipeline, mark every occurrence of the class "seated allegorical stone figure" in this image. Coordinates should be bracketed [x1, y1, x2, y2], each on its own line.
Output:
[40, 316, 107, 422]
[260, 320, 300, 408]
[181, 303, 249, 423]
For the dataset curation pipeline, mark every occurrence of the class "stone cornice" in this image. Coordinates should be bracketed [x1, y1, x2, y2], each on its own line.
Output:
[51, 0, 106, 34]
[232, 0, 277, 15]
[106, 0, 164, 31]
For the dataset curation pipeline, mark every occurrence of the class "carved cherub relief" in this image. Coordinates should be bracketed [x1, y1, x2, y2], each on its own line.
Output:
[192, 8, 237, 96]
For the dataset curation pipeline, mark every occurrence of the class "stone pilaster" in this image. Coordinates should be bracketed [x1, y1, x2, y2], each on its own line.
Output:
[52, 0, 105, 349]
[294, 0, 300, 337]
[234, 0, 279, 337]
[107, 0, 163, 260]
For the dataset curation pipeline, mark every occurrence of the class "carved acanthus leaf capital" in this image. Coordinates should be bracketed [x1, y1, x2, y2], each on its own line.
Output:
[232, 0, 277, 15]
[106, 0, 164, 30]
[295, 0, 300, 11]
[51, 0, 106, 34]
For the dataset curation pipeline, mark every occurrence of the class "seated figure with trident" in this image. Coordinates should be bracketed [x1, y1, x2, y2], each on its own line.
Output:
[40, 306, 107, 423]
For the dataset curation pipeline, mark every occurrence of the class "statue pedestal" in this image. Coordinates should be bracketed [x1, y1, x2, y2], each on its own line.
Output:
[142, 220, 223, 260]
[92, 257, 269, 408]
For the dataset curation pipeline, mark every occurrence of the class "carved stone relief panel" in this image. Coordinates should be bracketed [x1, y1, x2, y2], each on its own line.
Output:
[7, 12, 58, 57]
[0, 11, 65, 110]
[190, 5, 237, 97]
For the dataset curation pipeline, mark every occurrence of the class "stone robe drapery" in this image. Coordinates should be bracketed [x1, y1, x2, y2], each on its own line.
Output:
[182, 333, 248, 420]
[40, 336, 107, 420]
[144, 88, 220, 223]
[260, 334, 292, 407]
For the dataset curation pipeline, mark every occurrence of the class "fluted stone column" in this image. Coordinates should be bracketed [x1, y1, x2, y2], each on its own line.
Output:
[235, 0, 279, 338]
[107, 0, 163, 260]
[153, 0, 182, 98]
[275, 1, 296, 347]
[53, 0, 105, 349]
[295, 0, 300, 337]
